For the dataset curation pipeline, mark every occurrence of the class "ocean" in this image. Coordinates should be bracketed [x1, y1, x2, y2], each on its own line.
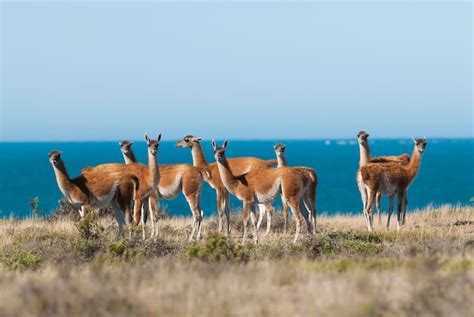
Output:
[0, 139, 472, 218]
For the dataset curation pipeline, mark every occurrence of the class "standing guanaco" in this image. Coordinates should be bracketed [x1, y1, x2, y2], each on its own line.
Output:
[360, 138, 427, 231]
[119, 140, 205, 240]
[212, 140, 311, 244]
[176, 135, 276, 235]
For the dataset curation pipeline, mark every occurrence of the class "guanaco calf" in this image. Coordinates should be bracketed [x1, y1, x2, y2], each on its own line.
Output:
[212, 140, 311, 244]
[119, 140, 205, 241]
[360, 138, 427, 231]
[176, 135, 276, 235]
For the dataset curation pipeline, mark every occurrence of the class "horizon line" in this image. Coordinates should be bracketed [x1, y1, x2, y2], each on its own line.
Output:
[1, 136, 473, 143]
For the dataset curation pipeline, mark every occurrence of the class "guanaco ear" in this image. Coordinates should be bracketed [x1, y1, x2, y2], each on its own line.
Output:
[211, 139, 217, 150]
[194, 137, 202, 142]
[145, 134, 151, 144]
[157, 134, 162, 142]
[223, 140, 228, 149]
[412, 137, 416, 144]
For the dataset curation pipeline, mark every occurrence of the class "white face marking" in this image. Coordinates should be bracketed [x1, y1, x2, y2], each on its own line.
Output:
[158, 173, 183, 199]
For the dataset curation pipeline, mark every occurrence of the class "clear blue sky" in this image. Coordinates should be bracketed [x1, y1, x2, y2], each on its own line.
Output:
[1, 1, 472, 141]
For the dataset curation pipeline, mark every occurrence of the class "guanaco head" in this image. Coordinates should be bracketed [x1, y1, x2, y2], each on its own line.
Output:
[48, 150, 62, 166]
[119, 140, 133, 154]
[412, 137, 427, 153]
[176, 135, 202, 148]
[211, 139, 228, 163]
[357, 131, 369, 145]
[273, 143, 286, 158]
[145, 134, 161, 156]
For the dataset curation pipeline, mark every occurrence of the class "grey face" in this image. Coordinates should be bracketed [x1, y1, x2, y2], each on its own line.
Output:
[213, 146, 226, 162]
[273, 143, 286, 157]
[176, 135, 201, 148]
[212, 139, 228, 162]
[119, 141, 133, 154]
[48, 150, 61, 165]
[414, 138, 427, 153]
[357, 131, 369, 144]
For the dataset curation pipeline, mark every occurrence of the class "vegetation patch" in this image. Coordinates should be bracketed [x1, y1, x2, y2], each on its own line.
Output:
[0, 246, 42, 270]
[75, 213, 106, 240]
[186, 233, 249, 263]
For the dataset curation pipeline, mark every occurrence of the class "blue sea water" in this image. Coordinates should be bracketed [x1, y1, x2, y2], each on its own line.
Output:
[0, 139, 472, 218]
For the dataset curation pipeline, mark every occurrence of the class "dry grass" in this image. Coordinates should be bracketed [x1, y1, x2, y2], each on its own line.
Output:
[0, 205, 473, 316]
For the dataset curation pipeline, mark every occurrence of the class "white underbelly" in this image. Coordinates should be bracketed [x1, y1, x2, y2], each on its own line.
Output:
[158, 186, 180, 200]
[158, 174, 182, 199]
[256, 179, 281, 204]
[90, 188, 117, 208]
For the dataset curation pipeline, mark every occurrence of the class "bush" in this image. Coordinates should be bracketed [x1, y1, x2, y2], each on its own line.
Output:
[186, 233, 249, 263]
[28, 196, 44, 219]
[75, 213, 105, 240]
[1, 246, 42, 270]
[48, 199, 81, 221]
[108, 239, 127, 257]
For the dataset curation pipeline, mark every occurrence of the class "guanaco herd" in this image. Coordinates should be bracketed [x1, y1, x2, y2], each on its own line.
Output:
[48, 132, 427, 244]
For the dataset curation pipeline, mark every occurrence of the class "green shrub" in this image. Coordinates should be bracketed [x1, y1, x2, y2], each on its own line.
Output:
[305, 235, 337, 257]
[75, 213, 104, 240]
[186, 233, 248, 263]
[1, 246, 42, 270]
[341, 240, 382, 256]
[108, 239, 127, 257]
[71, 237, 103, 260]
[48, 199, 81, 221]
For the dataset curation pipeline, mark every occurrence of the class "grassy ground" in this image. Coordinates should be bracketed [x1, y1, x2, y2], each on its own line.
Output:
[0, 205, 473, 316]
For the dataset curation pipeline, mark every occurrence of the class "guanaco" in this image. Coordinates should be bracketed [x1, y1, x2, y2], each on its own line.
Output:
[259, 143, 317, 235]
[359, 138, 427, 231]
[176, 135, 276, 235]
[119, 140, 205, 240]
[212, 140, 311, 244]
[356, 131, 410, 226]
[49, 150, 136, 237]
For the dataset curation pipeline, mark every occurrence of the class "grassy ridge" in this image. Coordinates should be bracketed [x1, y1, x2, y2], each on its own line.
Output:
[0, 205, 473, 316]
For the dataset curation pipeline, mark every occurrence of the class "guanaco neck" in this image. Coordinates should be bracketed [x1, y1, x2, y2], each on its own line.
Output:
[359, 142, 371, 167]
[215, 157, 239, 191]
[52, 160, 76, 196]
[406, 147, 423, 182]
[191, 142, 209, 167]
[122, 149, 137, 164]
[147, 150, 160, 188]
[276, 154, 287, 167]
